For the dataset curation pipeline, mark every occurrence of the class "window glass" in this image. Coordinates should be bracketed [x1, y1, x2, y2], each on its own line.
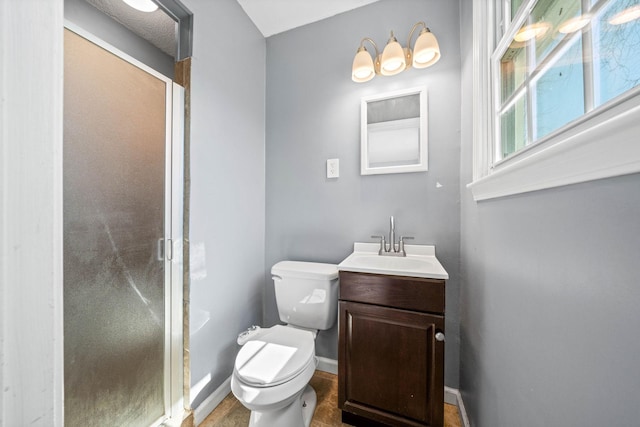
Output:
[534, 36, 585, 139]
[495, 0, 640, 161]
[500, 43, 527, 103]
[500, 93, 528, 157]
[512, 0, 526, 18]
[595, 0, 640, 107]
[532, 0, 581, 62]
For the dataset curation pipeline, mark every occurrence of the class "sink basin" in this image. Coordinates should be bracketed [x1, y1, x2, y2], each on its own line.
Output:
[338, 242, 449, 279]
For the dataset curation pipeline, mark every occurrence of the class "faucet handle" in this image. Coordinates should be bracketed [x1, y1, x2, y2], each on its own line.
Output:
[371, 235, 386, 255]
[398, 236, 414, 256]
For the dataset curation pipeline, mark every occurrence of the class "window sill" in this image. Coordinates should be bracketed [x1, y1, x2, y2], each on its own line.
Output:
[468, 94, 640, 201]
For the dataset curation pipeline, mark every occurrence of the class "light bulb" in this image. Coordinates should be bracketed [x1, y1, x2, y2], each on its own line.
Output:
[383, 59, 403, 72]
[416, 50, 436, 64]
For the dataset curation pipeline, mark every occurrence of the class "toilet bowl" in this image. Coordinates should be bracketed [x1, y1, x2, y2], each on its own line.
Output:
[231, 261, 339, 427]
[231, 325, 318, 427]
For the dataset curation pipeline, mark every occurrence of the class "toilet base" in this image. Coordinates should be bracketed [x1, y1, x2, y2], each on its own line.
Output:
[248, 384, 317, 427]
[300, 384, 317, 427]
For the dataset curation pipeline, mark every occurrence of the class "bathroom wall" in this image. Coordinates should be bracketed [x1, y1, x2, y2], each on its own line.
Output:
[182, 0, 266, 410]
[459, 2, 640, 426]
[64, 0, 174, 78]
[265, 0, 462, 388]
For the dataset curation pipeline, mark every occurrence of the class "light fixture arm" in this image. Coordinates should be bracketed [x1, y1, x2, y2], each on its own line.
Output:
[406, 21, 428, 48]
[359, 37, 382, 75]
[358, 37, 380, 59]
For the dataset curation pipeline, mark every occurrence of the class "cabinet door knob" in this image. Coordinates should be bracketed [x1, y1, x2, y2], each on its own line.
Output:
[435, 332, 445, 342]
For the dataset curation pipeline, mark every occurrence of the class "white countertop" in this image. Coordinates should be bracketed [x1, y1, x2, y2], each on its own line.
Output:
[338, 242, 449, 280]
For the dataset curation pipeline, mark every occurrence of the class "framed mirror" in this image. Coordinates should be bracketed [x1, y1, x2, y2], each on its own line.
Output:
[361, 86, 428, 175]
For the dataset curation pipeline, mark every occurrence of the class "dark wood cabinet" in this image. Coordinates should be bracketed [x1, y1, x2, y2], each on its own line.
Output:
[338, 271, 445, 427]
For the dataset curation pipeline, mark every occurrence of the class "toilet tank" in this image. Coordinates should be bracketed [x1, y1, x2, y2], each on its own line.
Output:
[271, 261, 339, 330]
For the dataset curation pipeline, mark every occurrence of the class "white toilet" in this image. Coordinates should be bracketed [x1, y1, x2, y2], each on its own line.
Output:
[231, 261, 339, 427]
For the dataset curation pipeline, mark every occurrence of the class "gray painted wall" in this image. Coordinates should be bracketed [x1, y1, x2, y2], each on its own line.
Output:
[183, 0, 266, 410]
[64, 0, 174, 78]
[459, 2, 640, 426]
[265, 0, 461, 388]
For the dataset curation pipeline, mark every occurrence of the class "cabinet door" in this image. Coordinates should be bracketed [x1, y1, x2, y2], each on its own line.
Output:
[339, 301, 444, 427]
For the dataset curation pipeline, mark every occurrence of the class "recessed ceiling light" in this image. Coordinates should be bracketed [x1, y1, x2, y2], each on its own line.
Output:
[122, 0, 158, 13]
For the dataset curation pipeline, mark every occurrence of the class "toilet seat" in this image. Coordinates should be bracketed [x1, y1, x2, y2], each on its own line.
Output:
[234, 325, 315, 387]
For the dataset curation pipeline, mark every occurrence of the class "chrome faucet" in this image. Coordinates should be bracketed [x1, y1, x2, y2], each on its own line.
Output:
[389, 216, 396, 253]
[372, 216, 414, 257]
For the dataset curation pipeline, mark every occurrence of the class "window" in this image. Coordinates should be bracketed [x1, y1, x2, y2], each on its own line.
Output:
[469, 0, 640, 201]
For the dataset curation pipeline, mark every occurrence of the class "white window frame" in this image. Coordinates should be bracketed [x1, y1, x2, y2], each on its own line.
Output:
[468, 0, 640, 201]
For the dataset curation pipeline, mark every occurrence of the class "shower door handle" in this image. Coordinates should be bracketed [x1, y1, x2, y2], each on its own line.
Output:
[157, 238, 173, 261]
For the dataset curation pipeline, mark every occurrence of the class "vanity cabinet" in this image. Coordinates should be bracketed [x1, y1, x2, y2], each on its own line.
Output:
[338, 271, 445, 427]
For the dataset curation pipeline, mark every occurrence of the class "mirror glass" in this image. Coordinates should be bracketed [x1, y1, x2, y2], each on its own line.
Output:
[361, 86, 428, 175]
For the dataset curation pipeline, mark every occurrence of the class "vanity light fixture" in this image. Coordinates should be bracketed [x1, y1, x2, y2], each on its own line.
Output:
[352, 21, 440, 83]
[122, 0, 158, 13]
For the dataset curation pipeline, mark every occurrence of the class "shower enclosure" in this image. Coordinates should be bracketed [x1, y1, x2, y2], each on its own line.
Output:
[63, 26, 183, 426]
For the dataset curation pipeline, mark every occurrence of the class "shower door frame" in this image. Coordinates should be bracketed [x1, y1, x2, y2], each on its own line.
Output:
[63, 22, 185, 427]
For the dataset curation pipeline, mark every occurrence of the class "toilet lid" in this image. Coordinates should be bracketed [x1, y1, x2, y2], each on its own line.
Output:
[234, 325, 315, 387]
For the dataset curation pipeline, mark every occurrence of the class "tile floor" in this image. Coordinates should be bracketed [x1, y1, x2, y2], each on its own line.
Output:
[200, 371, 462, 427]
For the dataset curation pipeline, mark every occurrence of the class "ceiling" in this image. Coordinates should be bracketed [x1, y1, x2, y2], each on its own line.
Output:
[86, 0, 177, 56]
[85, 0, 382, 58]
[236, 0, 382, 37]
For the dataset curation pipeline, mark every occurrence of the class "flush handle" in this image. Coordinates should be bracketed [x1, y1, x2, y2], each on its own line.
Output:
[157, 238, 164, 261]
[435, 332, 445, 342]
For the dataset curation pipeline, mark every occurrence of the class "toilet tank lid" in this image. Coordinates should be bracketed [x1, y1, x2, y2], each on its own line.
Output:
[271, 261, 338, 280]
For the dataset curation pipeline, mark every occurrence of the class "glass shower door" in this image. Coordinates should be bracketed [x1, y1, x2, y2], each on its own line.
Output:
[63, 28, 168, 426]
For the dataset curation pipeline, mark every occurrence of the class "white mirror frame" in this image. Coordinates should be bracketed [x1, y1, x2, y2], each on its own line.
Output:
[361, 86, 428, 175]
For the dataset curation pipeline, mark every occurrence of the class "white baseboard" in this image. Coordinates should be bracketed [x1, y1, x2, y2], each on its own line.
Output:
[444, 388, 457, 405]
[316, 357, 337, 374]
[193, 376, 231, 426]
[444, 386, 471, 427]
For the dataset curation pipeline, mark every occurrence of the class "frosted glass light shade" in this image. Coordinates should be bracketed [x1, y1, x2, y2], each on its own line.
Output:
[352, 47, 375, 83]
[412, 29, 440, 68]
[380, 34, 406, 76]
